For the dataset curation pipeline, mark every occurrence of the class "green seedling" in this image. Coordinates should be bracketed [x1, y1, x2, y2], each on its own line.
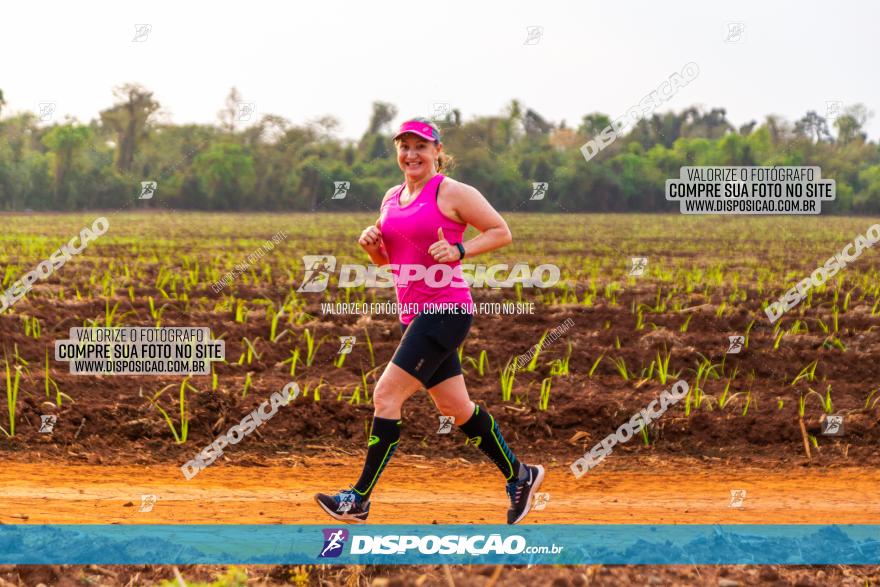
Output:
[238, 337, 262, 365]
[281, 348, 301, 377]
[742, 391, 752, 416]
[2, 357, 22, 437]
[148, 377, 198, 444]
[465, 349, 490, 377]
[22, 316, 41, 339]
[806, 385, 833, 414]
[525, 330, 550, 372]
[500, 359, 516, 402]
[44, 349, 73, 407]
[822, 336, 846, 351]
[242, 372, 253, 397]
[363, 328, 376, 368]
[718, 367, 741, 410]
[302, 329, 326, 367]
[790, 359, 818, 386]
[638, 416, 650, 446]
[549, 344, 571, 377]
[611, 356, 630, 381]
[655, 347, 673, 385]
[234, 299, 247, 323]
[865, 387, 880, 410]
[743, 319, 755, 348]
[588, 353, 605, 378]
[679, 314, 693, 333]
[539, 377, 552, 411]
[360, 368, 373, 403]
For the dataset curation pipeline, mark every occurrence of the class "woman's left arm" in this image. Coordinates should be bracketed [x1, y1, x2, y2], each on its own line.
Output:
[428, 182, 512, 263]
[450, 183, 512, 258]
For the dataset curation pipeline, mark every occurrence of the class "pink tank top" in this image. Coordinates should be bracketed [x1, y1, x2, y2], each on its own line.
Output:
[378, 173, 474, 324]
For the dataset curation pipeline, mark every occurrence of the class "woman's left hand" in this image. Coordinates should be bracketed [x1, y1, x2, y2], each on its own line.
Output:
[428, 227, 461, 263]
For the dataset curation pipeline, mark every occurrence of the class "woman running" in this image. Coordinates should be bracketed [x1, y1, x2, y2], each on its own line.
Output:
[315, 118, 544, 525]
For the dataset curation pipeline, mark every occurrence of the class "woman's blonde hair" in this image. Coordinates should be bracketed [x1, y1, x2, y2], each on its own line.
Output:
[393, 117, 455, 174]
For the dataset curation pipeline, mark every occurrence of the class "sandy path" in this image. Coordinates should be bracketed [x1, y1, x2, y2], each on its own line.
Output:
[1, 457, 878, 525]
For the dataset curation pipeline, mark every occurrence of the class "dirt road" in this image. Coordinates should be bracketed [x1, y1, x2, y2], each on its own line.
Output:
[1, 456, 878, 525]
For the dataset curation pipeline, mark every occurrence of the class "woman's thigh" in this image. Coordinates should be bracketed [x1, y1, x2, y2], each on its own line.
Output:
[391, 312, 473, 387]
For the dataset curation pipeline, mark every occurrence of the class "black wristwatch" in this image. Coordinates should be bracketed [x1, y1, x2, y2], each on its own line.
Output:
[454, 242, 466, 260]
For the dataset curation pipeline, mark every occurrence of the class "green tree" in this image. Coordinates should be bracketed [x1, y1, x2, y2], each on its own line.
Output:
[99, 83, 160, 173]
[42, 124, 92, 207]
[193, 143, 256, 209]
[834, 105, 870, 145]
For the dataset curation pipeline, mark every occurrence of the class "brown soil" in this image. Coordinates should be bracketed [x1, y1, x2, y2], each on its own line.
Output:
[2, 562, 879, 586]
[3, 215, 880, 585]
[2, 459, 879, 586]
[2, 295, 880, 470]
[1, 458, 878, 524]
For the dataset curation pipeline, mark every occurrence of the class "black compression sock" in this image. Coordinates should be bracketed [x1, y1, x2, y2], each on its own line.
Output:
[352, 416, 401, 500]
[458, 404, 524, 482]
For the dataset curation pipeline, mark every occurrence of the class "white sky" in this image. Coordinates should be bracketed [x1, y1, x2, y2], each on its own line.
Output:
[2, 0, 878, 140]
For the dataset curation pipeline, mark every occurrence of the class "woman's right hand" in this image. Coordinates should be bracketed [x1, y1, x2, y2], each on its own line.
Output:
[358, 224, 384, 253]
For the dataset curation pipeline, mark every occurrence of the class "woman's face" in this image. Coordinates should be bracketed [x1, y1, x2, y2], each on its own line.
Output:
[396, 133, 441, 179]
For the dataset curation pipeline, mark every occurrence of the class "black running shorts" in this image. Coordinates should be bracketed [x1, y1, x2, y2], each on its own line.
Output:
[390, 311, 474, 388]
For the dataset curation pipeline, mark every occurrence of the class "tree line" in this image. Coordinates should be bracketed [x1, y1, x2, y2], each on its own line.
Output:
[0, 85, 877, 213]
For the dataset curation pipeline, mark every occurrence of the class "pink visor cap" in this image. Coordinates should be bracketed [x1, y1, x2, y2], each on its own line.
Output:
[393, 120, 441, 143]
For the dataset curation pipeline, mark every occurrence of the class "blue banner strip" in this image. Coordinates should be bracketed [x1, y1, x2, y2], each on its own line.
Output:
[1, 525, 878, 565]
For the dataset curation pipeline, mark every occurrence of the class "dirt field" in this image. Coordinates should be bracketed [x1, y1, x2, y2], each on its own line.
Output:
[2, 213, 880, 584]
[3, 457, 879, 585]
[2, 457, 879, 525]
[3, 562, 879, 587]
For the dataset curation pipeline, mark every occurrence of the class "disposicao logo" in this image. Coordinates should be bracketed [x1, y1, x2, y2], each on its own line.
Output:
[319, 528, 349, 558]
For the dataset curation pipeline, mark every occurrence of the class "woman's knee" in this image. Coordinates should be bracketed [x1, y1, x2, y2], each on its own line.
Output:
[435, 396, 474, 422]
[372, 380, 404, 415]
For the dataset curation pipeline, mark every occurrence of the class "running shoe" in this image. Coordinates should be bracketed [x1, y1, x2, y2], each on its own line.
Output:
[314, 488, 370, 523]
[506, 464, 545, 525]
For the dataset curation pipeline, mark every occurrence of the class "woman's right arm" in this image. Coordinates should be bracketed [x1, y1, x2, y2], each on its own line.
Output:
[357, 186, 397, 265]
[359, 219, 389, 265]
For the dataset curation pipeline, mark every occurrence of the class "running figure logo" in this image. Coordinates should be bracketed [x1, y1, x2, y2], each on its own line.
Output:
[337, 336, 356, 355]
[729, 489, 747, 508]
[727, 335, 744, 354]
[822, 415, 844, 436]
[236, 102, 256, 122]
[437, 416, 455, 434]
[724, 22, 745, 43]
[132, 24, 152, 42]
[297, 255, 336, 292]
[38, 103, 56, 122]
[530, 182, 548, 200]
[629, 257, 648, 277]
[332, 181, 350, 200]
[431, 102, 451, 122]
[826, 100, 843, 121]
[337, 493, 355, 513]
[533, 492, 550, 511]
[524, 26, 544, 45]
[39, 415, 57, 433]
[139, 181, 157, 200]
[139, 494, 158, 512]
[319, 528, 349, 558]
